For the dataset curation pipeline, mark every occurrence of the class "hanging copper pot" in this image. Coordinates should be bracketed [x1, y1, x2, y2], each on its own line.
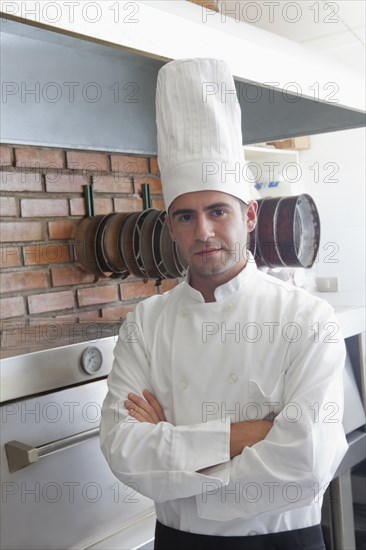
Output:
[119, 212, 145, 277]
[95, 213, 118, 272]
[151, 211, 172, 279]
[275, 194, 320, 267]
[102, 212, 131, 273]
[75, 216, 106, 278]
[256, 197, 285, 268]
[75, 215, 128, 279]
[160, 219, 186, 278]
[139, 209, 163, 279]
[254, 194, 320, 268]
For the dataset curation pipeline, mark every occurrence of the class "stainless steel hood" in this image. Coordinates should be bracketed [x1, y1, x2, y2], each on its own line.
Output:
[1, 1, 365, 153]
[237, 83, 366, 144]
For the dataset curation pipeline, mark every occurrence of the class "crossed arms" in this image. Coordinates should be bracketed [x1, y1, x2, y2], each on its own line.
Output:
[125, 389, 273, 459]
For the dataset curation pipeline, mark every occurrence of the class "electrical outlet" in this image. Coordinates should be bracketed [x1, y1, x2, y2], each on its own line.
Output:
[316, 277, 339, 292]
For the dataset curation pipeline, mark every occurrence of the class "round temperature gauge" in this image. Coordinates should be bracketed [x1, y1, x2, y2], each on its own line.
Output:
[80, 346, 103, 375]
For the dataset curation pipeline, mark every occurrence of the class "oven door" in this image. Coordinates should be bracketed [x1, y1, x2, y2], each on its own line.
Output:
[1, 379, 155, 550]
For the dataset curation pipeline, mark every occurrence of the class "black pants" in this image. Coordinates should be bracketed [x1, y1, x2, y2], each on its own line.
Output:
[154, 520, 326, 550]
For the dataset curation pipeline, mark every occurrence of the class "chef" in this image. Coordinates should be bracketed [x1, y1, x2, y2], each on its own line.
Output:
[100, 58, 348, 550]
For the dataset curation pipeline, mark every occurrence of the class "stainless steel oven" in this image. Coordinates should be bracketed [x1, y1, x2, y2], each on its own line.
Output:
[1, 323, 156, 550]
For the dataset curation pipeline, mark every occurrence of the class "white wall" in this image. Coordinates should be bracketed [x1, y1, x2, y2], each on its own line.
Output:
[299, 127, 365, 308]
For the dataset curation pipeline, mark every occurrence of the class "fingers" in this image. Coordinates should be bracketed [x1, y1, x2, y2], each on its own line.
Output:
[125, 401, 149, 423]
[125, 393, 160, 423]
[143, 389, 167, 422]
[125, 400, 152, 423]
[124, 390, 167, 424]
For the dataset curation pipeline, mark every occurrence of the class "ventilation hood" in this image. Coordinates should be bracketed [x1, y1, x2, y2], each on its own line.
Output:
[1, 0, 365, 153]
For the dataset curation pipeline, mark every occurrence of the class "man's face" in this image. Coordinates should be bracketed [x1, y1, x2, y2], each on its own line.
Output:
[166, 191, 257, 281]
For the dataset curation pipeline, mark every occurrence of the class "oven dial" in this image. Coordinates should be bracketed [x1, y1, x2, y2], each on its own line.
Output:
[81, 346, 103, 375]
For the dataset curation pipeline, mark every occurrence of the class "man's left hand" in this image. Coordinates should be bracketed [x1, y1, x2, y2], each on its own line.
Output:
[125, 390, 166, 424]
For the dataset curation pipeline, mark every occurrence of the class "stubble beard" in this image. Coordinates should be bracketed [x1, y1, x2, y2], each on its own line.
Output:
[188, 245, 247, 277]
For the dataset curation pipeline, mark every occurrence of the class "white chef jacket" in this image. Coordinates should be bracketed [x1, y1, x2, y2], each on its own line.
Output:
[100, 254, 348, 536]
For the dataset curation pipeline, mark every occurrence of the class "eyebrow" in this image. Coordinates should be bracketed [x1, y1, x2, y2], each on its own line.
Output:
[171, 202, 233, 219]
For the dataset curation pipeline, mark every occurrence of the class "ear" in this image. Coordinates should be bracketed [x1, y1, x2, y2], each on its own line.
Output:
[246, 200, 258, 232]
[165, 212, 175, 241]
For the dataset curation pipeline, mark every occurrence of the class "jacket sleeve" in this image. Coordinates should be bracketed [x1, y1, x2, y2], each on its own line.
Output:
[196, 302, 349, 520]
[100, 310, 231, 503]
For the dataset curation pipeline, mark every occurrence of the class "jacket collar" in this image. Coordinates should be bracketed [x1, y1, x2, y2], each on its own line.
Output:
[182, 251, 257, 304]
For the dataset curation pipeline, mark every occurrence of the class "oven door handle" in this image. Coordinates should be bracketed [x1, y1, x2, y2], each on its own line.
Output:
[5, 427, 100, 473]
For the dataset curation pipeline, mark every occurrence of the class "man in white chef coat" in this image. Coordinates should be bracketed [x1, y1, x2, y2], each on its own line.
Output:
[100, 58, 348, 549]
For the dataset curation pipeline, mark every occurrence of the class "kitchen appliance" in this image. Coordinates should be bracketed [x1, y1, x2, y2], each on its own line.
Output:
[0, 323, 156, 550]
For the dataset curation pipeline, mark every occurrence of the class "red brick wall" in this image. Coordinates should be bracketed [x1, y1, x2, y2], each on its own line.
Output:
[0, 144, 178, 326]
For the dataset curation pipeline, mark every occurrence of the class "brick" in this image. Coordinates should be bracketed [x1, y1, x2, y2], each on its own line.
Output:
[21, 199, 68, 217]
[24, 244, 71, 266]
[69, 199, 85, 216]
[46, 173, 87, 192]
[149, 157, 160, 175]
[152, 198, 166, 211]
[159, 279, 179, 293]
[51, 266, 95, 286]
[0, 221, 43, 242]
[69, 197, 113, 216]
[15, 147, 65, 169]
[1, 270, 48, 293]
[0, 197, 17, 216]
[55, 309, 101, 322]
[120, 280, 158, 301]
[48, 220, 79, 239]
[0, 296, 25, 319]
[0, 246, 22, 268]
[114, 196, 143, 212]
[0, 326, 28, 349]
[133, 176, 162, 195]
[77, 285, 118, 307]
[67, 151, 110, 172]
[102, 303, 135, 321]
[110, 155, 148, 175]
[0, 171, 43, 192]
[93, 174, 132, 194]
[0, 145, 14, 167]
[28, 290, 75, 314]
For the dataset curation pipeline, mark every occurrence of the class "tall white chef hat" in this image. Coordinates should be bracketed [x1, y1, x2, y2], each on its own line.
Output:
[155, 57, 251, 210]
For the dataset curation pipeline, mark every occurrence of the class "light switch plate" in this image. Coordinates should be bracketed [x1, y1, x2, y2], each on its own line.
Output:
[316, 277, 339, 292]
